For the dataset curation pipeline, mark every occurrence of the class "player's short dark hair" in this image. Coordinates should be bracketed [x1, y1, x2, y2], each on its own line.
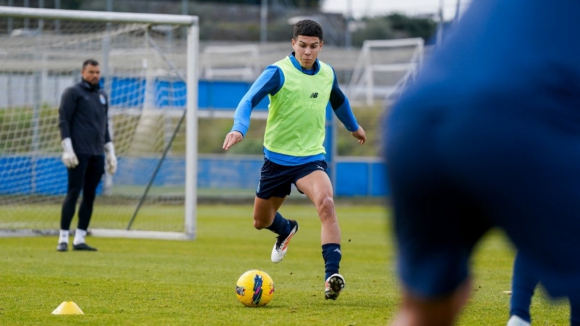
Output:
[82, 59, 99, 69]
[293, 20, 323, 42]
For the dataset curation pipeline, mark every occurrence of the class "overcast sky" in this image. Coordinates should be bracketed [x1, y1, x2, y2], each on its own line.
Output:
[320, 0, 472, 20]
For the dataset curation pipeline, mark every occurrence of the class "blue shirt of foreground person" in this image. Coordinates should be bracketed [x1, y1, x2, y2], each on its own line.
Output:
[385, 0, 580, 325]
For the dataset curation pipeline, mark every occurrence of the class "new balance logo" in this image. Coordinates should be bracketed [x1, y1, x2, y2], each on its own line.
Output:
[310, 92, 319, 98]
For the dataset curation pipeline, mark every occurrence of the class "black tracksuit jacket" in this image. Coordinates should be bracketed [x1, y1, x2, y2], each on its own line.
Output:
[58, 80, 112, 155]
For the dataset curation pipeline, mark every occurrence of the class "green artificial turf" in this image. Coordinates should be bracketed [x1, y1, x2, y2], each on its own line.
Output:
[0, 204, 570, 325]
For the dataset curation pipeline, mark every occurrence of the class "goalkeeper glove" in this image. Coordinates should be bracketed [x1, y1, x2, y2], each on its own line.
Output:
[61, 138, 79, 168]
[104, 142, 117, 175]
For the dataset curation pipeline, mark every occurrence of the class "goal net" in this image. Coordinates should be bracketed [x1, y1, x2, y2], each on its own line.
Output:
[0, 7, 199, 239]
[348, 38, 424, 106]
[202, 44, 260, 81]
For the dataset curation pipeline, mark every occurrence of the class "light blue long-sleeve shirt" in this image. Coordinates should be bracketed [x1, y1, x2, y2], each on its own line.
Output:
[231, 53, 359, 166]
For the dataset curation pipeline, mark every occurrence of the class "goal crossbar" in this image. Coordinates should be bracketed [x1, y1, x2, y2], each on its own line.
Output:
[0, 6, 198, 25]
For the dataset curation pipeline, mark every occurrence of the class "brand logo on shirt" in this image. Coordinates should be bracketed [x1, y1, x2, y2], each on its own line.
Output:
[310, 92, 318, 98]
[100, 94, 107, 105]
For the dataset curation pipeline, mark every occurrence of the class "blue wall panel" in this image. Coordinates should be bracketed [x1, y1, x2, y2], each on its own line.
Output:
[1, 79, 386, 197]
[370, 162, 389, 196]
[114, 157, 157, 186]
[1, 156, 388, 197]
[106, 78, 270, 110]
[198, 81, 210, 108]
[198, 157, 262, 189]
[33, 157, 69, 195]
[156, 80, 187, 108]
[0, 156, 32, 195]
[0, 156, 100, 196]
[206, 81, 248, 109]
[335, 162, 369, 196]
[110, 77, 146, 107]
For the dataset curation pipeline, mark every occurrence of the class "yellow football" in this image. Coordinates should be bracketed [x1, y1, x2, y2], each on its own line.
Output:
[235, 269, 274, 307]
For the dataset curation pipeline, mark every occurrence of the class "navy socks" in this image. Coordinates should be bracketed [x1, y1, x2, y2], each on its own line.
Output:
[510, 254, 537, 323]
[267, 213, 341, 280]
[266, 212, 291, 237]
[322, 243, 341, 280]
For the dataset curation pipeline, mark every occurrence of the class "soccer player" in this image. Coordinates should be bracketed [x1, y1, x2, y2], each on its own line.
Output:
[508, 253, 580, 326]
[222, 19, 366, 300]
[57, 59, 117, 252]
[384, 0, 580, 325]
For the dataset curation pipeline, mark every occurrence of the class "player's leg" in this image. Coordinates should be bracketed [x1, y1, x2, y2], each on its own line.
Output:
[254, 196, 299, 264]
[385, 75, 495, 321]
[254, 159, 297, 263]
[295, 167, 344, 300]
[507, 253, 537, 326]
[73, 154, 104, 251]
[57, 154, 89, 251]
[295, 170, 339, 245]
[570, 298, 580, 326]
[391, 278, 472, 326]
[252, 196, 286, 230]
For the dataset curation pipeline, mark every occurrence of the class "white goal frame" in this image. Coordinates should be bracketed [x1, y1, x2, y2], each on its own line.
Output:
[348, 38, 424, 106]
[202, 44, 260, 81]
[0, 6, 199, 240]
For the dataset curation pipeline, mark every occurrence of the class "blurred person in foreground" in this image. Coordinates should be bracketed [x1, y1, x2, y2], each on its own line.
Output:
[385, 0, 580, 325]
[507, 253, 580, 326]
[223, 19, 366, 300]
[57, 59, 117, 252]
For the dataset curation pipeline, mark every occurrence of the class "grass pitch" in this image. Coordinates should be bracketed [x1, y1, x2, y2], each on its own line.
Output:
[0, 204, 570, 325]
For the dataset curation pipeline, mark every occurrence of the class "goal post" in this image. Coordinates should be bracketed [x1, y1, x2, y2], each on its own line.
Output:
[0, 6, 199, 240]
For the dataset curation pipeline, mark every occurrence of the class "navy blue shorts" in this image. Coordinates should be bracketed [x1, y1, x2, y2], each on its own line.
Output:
[256, 159, 327, 199]
[386, 0, 580, 301]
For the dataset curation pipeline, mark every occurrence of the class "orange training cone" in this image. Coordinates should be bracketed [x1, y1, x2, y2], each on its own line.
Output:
[51, 301, 84, 315]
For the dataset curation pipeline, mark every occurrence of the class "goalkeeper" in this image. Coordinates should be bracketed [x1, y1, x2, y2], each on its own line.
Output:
[56, 59, 117, 252]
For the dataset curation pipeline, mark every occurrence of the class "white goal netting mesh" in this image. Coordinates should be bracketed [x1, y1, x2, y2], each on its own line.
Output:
[0, 15, 192, 234]
[348, 38, 424, 106]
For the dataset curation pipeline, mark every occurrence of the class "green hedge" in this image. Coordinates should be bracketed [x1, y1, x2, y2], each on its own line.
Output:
[0, 104, 385, 157]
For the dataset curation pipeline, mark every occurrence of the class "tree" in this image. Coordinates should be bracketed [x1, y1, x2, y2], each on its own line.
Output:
[387, 13, 437, 41]
[54, 0, 322, 8]
[352, 17, 394, 47]
[194, 0, 322, 7]
[195, 0, 261, 4]
[56, 0, 85, 9]
[291, 0, 321, 8]
[351, 13, 437, 47]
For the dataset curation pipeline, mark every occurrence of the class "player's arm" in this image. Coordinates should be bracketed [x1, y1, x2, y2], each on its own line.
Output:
[103, 92, 112, 144]
[58, 87, 76, 142]
[329, 68, 366, 144]
[58, 88, 79, 168]
[223, 66, 283, 150]
[102, 93, 117, 174]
